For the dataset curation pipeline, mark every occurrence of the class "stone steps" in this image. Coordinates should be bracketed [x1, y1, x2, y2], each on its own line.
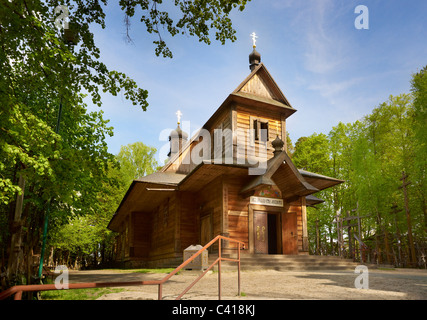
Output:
[207, 254, 364, 271]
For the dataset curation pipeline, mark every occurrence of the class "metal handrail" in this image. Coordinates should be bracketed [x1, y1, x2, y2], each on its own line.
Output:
[0, 235, 244, 300]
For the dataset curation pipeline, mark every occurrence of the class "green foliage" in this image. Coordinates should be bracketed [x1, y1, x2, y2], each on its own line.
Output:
[293, 133, 330, 174]
[116, 141, 158, 185]
[47, 142, 158, 268]
[292, 74, 426, 264]
[119, 0, 250, 58]
[1, 0, 251, 286]
[410, 67, 427, 230]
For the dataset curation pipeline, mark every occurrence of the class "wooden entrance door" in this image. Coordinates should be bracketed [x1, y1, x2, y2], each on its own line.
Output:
[282, 212, 298, 254]
[254, 211, 268, 254]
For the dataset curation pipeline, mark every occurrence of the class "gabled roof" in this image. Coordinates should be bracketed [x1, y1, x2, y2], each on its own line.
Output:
[233, 62, 294, 109]
[161, 62, 297, 173]
[240, 151, 319, 200]
[203, 62, 296, 130]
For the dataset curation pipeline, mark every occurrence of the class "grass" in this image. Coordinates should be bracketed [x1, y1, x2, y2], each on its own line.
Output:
[105, 268, 176, 274]
[41, 287, 125, 300]
[40, 268, 174, 300]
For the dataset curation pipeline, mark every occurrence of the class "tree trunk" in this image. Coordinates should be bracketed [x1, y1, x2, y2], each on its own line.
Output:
[7, 175, 25, 282]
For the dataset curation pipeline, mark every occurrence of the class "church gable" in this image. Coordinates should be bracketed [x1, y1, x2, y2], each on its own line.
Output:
[240, 73, 277, 100]
[233, 63, 293, 109]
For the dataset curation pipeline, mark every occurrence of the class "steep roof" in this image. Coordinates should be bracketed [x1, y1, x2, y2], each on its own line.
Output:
[204, 62, 296, 130]
[107, 172, 186, 231]
[240, 150, 318, 198]
[232, 62, 294, 110]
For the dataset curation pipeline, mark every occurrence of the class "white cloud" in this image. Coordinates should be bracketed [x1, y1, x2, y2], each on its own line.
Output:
[288, 1, 353, 74]
[308, 77, 364, 102]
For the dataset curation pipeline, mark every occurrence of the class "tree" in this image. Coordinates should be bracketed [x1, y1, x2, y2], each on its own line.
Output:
[410, 66, 427, 231]
[116, 141, 158, 185]
[1, 0, 251, 204]
[290, 90, 426, 263]
[1, 0, 251, 290]
[286, 131, 295, 157]
[48, 142, 158, 268]
[293, 133, 330, 174]
[292, 133, 335, 254]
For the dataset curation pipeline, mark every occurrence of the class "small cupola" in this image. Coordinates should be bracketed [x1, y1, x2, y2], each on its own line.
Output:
[249, 48, 261, 71]
[168, 110, 188, 158]
[249, 32, 261, 71]
[271, 135, 284, 157]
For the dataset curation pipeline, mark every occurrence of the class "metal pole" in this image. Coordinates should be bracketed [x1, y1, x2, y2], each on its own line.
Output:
[238, 243, 241, 297]
[218, 239, 221, 300]
[37, 204, 50, 279]
[158, 284, 162, 300]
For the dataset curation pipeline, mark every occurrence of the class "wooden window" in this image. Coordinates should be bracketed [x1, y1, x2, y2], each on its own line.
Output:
[252, 118, 269, 143]
[260, 121, 269, 142]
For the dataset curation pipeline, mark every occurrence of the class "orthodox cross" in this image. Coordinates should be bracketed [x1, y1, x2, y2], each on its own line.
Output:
[250, 32, 258, 48]
[176, 110, 182, 125]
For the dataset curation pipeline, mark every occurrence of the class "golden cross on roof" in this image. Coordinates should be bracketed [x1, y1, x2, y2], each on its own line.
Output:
[176, 110, 182, 125]
[250, 32, 258, 48]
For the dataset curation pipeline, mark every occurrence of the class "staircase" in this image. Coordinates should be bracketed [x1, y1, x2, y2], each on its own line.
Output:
[209, 254, 364, 271]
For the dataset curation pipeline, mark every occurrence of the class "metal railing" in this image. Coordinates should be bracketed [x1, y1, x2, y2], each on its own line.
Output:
[0, 235, 244, 300]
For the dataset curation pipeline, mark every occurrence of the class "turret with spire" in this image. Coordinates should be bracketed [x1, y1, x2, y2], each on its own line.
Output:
[249, 32, 261, 71]
[168, 110, 188, 158]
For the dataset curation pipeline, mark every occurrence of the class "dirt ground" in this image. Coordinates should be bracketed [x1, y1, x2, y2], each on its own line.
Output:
[68, 267, 427, 300]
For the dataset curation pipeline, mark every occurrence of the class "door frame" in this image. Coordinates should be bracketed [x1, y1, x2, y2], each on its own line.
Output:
[248, 204, 285, 254]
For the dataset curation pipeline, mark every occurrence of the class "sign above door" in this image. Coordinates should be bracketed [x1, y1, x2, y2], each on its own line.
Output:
[250, 196, 283, 207]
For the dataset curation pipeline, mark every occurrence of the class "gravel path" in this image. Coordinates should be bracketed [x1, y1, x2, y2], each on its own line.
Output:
[68, 267, 427, 300]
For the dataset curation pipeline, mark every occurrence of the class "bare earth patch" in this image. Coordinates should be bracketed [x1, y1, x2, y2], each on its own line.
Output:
[67, 268, 427, 300]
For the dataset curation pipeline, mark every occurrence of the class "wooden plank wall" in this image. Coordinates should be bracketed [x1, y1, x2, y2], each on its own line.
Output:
[240, 73, 277, 100]
[147, 196, 177, 262]
[195, 176, 224, 251]
[124, 192, 199, 266]
[167, 107, 232, 173]
[225, 176, 306, 254]
[180, 192, 199, 250]
[286, 204, 303, 252]
[225, 177, 251, 249]
[235, 105, 285, 160]
[130, 212, 151, 258]
[165, 103, 288, 172]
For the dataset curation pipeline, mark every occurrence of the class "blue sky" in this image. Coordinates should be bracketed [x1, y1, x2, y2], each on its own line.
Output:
[86, 0, 427, 164]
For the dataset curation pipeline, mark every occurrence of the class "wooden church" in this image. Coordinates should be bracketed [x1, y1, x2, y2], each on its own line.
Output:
[107, 41, 344, 268]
